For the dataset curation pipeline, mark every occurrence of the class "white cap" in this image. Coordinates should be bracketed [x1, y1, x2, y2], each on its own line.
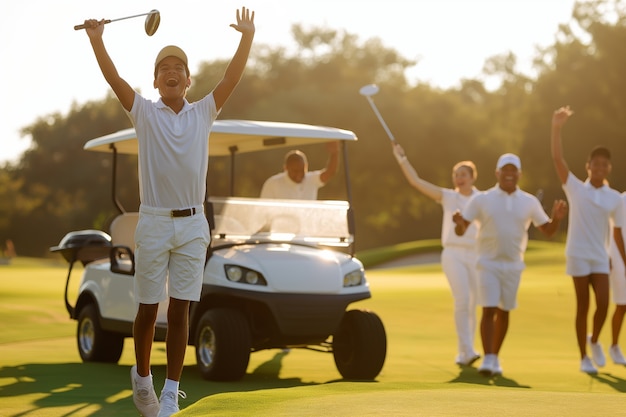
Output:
[496, 153, 521, 170]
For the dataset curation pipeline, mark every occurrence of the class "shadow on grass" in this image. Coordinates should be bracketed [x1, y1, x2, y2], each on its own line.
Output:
[590, 371, 626, 392]
[447, 365, 531, 388]
[0, 351, 319, 417]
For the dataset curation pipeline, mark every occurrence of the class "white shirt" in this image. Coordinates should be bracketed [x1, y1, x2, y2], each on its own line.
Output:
[128, 93, 218, 209]
[462, 185, 549, 267]
[260, 170, 324, 199]
[440, 188, 478, 248]
[563, 171, 625, 261]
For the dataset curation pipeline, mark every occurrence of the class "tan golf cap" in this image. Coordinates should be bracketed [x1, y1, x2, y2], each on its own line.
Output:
[154, 45, 188, 68]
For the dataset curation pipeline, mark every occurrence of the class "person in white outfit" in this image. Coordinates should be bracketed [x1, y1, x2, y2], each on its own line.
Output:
[260, 142, 340, 199]
[453, 153, 567, 377]
[82, 7, 255, 417]
[551, 105, 626, 374]
[609, 193, 626, 366]
[392, 143, 481, 366]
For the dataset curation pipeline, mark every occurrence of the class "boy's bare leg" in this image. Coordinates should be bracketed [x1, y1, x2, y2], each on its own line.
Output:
[572, 277, 590, 358]
[134, 303, 159, 376]
[493, 308, 509, 354]
[166, 297, 191, 382]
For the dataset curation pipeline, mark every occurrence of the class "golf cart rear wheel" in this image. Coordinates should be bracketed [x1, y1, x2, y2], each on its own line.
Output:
[332, 309, 387, 380]
[76, 303, 124, 363]
[194, 308, 251, 381]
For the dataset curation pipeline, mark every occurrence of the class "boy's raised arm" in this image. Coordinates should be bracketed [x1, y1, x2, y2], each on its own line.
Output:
[84, 19, 135, 111]
[213, 7, 255, 111]
[551, 106, 573, 185]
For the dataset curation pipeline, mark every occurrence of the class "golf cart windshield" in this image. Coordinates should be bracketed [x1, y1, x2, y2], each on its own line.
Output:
[211, 197, 352, 247]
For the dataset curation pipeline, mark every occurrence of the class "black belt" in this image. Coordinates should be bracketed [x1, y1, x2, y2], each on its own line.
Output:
[171, 207, 197, 217]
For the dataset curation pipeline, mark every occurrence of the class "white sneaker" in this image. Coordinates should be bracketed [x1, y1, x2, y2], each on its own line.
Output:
[456, 353, 481, 366]
[130, 366, 159, 417]
[587, 335, 606, 367]
[609, 345, 626, 365]
[478, 354, 496, 376]
[492, 356, 503, 376]
[580, 356, 597, 374]
[157, 389, 186, 417]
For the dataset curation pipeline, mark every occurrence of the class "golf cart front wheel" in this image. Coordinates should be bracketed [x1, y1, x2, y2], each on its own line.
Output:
[332, 309, 387, 380]
[194, 308, 251, 381]
[76, 303, 124, 363]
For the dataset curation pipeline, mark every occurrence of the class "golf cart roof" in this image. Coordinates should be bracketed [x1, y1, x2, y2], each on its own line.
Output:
[83, 119, 358, 156]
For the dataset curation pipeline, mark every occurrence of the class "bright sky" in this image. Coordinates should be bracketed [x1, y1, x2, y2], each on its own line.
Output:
[1, 0, 578, 164]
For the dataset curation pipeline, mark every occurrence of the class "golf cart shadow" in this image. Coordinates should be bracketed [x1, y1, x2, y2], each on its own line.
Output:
[448, 365, 531, 388]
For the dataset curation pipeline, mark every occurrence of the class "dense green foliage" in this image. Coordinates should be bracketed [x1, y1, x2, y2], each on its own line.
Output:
[3, 0, 626, 256]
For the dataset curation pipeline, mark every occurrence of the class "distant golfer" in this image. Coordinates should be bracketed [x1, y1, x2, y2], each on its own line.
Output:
[551, 105, 626, 374]
[392, 142, 481, 367]
[453, 153, 567, 377]
[82, 7, 254, 417]
[260, 141, 340, 199]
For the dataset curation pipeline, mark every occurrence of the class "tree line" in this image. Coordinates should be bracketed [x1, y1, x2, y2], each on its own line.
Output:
[2, 0, 626, 257]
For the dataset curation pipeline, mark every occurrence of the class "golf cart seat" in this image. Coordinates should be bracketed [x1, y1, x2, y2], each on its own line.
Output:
[109, 212, 138, 275]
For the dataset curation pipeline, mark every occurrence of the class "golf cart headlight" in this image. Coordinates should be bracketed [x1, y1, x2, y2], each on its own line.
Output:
[224, 265, 267, 286]
[245, 271, 259, 284]
[226, 266, 243, 282]
[343, 269, 364, 287]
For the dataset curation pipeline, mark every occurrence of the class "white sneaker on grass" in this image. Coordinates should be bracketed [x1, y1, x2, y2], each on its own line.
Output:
[455, 353, 481, 367]
[609, 345, 626, 365]
[580, 356, 597, 374]
[157, 389, 187, 417]
[492, 356, 503, 376]
[478, 354, 496, 376]
[587, 335, 606, 367]
[130, 365, 160, 417]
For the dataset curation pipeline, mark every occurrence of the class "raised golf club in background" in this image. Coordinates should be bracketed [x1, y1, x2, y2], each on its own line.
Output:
[359, 84, 396, 143]
[74, 9, 160, 36]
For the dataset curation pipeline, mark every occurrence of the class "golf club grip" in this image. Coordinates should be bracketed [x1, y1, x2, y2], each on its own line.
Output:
[74, 20, 111, 30]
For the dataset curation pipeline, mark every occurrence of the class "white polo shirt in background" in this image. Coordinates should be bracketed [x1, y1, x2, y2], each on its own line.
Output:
[563, 172, 625, 262]
[441, 188, 478, 248]
[260, 170, 324, 199]
[462, 185, 549, 269]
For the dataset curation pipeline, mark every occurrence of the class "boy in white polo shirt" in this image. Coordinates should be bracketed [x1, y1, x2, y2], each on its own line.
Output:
[551, 105, 626, 374]
[453, 153, 567, 377]
[82, 7, 254, 417]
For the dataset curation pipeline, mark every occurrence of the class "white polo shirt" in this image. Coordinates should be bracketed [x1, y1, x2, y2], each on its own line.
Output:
[260, 170, 324, 199]
[462, 185, 549, 267]
[440, 188, 478, 248]
[563, 172, 625, 261]
[128, 92, 218, 209]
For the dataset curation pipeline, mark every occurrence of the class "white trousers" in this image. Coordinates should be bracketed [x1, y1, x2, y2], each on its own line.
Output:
[441, 245, 479, 359]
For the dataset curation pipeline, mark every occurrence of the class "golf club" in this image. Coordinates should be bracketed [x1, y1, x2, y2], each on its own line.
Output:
[74, 9, 160, 36]
[359, 84, 396, 143]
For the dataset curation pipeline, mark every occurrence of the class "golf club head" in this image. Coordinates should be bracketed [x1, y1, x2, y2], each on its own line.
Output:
[359, 84, 379, 97]
[145, 10, 160, 36]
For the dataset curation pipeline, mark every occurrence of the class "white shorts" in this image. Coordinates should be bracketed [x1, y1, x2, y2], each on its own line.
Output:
[477, 261, 523, 311]
[566, 256, 610, 277]
[134, 205, 210, 304]
[609, 252, 626, 305]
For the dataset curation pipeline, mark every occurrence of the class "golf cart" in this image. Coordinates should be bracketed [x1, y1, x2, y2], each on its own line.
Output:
[51, 120, 387, 381]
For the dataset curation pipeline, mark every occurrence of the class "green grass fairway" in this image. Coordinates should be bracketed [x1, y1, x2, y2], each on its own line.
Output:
[2, 242, 626, 416]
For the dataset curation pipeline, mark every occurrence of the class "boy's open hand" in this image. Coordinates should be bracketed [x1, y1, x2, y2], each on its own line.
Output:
[230, 7, 255, 36]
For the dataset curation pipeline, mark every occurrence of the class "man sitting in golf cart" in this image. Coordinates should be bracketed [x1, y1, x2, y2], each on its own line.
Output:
[260, 141, 340, 199]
